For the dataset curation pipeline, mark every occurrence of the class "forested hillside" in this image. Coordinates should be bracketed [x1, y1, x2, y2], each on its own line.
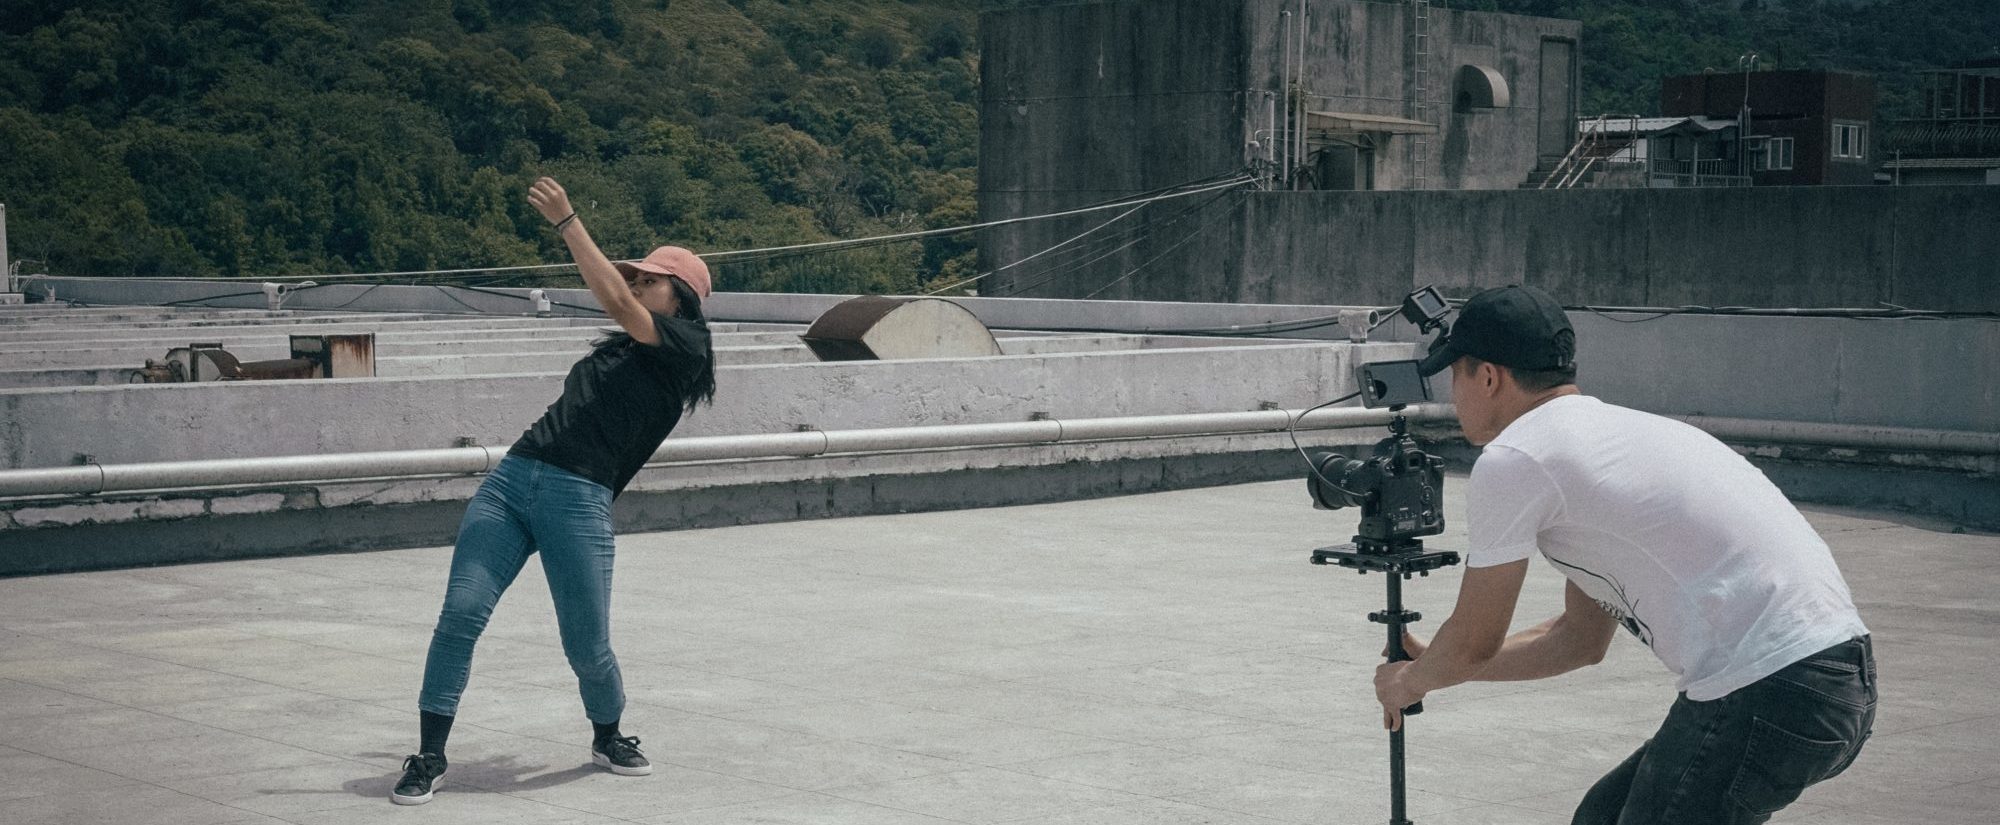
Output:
[1449, 0, 2000, 119]
[0, 0, 979, 293]
[3, 1, 1994, 290]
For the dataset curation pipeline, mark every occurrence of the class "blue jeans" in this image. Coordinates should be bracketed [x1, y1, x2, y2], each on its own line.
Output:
[1573, 636, 1877, 825]
[419, 454, 625, 724]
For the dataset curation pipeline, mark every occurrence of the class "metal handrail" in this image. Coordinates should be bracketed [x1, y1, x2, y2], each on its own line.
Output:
[1540, 116, 1602, 190]
[0, 405, 1458, 498]
[1545, 114, 1644, 190]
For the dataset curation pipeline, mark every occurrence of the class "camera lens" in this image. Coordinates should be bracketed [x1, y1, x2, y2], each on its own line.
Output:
[1307, 452, 1373, 509]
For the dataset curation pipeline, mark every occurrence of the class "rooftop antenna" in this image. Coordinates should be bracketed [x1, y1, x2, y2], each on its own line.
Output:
[1739, 53, 1759, 177]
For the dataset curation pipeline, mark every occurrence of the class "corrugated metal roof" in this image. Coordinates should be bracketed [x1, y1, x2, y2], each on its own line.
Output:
[1579, 116, 1736, 135]
[1879, 157, 2000, 169]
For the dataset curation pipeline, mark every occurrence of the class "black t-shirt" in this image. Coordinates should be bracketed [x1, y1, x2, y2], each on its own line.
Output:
[509, 312, 710, 497]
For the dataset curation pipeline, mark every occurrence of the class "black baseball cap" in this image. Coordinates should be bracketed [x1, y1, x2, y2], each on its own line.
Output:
[1416, 285, 1575, 377]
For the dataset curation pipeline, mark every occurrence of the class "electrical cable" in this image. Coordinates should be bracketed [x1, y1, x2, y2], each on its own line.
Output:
[1288, 390, 1368, 499]
[130, 172, 1257, 288]
[999, 188, 1245, 299]
[1576, 304, 2000, 324]
[700, 174, 1257, 262]
[920, 198, 1160, 294]
[322, 283, 385, 310]
[725, 170, 1258, 272]
[1080, 190, 1254, 299]
[430, 285, 492, 314]
[434, 282, 608, 316]
[992, 184, 1255, 299]
[160, 290, 267, 307]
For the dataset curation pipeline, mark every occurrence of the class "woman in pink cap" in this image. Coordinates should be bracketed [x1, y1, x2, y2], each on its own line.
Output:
[393, 177, 717, 805]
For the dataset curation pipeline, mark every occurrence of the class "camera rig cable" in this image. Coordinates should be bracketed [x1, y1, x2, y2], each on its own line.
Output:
[1289, 390, 1368, 500]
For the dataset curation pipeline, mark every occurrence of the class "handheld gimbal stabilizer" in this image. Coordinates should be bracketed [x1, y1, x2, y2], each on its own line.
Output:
[1306, 287, 1462, 825]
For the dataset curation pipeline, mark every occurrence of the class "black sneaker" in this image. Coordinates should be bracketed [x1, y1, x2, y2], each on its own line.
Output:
[391, 752, 447, 805]
[591, 735, 652, 776]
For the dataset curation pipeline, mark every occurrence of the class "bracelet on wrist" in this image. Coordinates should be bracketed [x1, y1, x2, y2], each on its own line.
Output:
[552, 212, 578, 233]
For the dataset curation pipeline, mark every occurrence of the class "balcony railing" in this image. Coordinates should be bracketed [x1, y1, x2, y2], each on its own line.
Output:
[1649, 157, 1751, 188]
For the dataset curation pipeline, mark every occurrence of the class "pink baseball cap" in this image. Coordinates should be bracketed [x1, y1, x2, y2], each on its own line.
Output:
[615, 246, 712, 298]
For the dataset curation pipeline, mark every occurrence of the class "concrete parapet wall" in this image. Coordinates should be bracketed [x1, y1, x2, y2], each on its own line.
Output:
[0, 332, 1226, 387]
[1570, 311, 2000, 434]
[0, 427, 1394, 575]
[15, 280, 1995, 434]
[983, 186, 2000, 310]
[0, 328, 786, 373]
[0, 341, 1403, 469]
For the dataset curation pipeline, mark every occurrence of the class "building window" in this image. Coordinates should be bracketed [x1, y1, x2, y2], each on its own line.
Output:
[1832, 123, 1865, 160]
[1756, 137, 1795, 171]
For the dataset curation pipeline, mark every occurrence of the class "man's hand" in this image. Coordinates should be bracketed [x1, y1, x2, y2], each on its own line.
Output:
[1375, 660, 1426, 731]
[528, 177, 575, 226]
[1383, 629, 1429, 661]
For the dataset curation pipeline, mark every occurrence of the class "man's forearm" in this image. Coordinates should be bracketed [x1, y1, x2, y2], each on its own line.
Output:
[1464, 615, 1604, 682]
[1401, 617, 1498, 695]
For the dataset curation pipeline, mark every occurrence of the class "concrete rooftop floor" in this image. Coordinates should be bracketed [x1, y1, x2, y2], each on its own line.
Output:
[2, 475, 1996, 825]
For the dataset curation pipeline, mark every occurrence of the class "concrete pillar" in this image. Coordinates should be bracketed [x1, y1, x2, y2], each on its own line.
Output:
[0, 202, 20, 306]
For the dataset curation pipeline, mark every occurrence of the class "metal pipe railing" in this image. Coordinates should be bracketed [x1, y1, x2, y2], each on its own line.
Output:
[5, 409, 1991, 501]
[1673, 416, 2000, 455]
[0, 406, 1457, 499]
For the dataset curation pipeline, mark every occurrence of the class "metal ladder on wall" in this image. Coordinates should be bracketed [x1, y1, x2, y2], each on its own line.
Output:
[1408, 0, 1432, 189]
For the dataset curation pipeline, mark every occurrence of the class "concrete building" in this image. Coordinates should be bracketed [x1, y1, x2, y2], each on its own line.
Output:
[973, 3, 1999, 307]
[978, 0, 1582, 211]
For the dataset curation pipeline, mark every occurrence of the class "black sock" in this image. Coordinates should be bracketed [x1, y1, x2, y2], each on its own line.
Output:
[592, 720, 621, 743]
[419, 711, 454, 758]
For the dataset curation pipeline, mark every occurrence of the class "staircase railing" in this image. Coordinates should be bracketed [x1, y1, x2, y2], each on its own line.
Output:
[1541, 114, 1641, 190]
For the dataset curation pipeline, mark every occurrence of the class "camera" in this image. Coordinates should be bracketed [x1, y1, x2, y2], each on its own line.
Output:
[1302, 285, 1455, 548]
[1305, 417, 1446, 544]
[1305, 286, 1464, 824]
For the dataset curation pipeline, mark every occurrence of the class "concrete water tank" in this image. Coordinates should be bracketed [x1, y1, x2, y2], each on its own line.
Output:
[800, 296, 1002, 361]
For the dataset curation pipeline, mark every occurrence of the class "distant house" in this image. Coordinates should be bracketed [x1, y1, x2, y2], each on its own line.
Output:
[1662, 70, 1877, 187]
[1880, 59, 2000, 186]
[1550, 115, 1747, 189]
[1550, 70, 1877, 189]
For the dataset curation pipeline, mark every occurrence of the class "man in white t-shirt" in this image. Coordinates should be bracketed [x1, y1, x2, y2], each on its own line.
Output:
[1372, 285, 1876, 824]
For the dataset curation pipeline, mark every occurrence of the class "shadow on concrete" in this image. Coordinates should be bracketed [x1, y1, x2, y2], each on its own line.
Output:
[260, 752, 600, 803]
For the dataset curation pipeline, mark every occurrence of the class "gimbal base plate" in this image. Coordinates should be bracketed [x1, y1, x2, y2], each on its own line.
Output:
[1311, 543, 1461, 577]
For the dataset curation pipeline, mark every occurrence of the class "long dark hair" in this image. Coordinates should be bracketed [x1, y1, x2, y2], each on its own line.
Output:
[594, 275, 718, 414]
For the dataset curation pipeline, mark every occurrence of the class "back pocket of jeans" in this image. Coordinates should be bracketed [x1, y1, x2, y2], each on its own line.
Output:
[1726, 717, 1851, 815]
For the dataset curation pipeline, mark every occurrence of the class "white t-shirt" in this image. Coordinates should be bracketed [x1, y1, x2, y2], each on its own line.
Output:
[1465, 394, 1868, 701]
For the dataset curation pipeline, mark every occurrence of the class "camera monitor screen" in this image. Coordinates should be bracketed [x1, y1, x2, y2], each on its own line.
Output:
[1357, 359, 1432, 408]
[1401, 286, 1450, 329]
[1409, 287, 1447, 319]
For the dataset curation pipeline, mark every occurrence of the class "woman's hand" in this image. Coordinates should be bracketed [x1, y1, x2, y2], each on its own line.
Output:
[527, 177, 575, 226]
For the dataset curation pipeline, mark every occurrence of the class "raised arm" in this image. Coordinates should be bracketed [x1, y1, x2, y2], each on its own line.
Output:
[527, 177, 661, 345]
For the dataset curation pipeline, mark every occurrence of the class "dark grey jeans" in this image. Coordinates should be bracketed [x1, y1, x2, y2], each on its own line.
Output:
[1573, 635, 1876, 825]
